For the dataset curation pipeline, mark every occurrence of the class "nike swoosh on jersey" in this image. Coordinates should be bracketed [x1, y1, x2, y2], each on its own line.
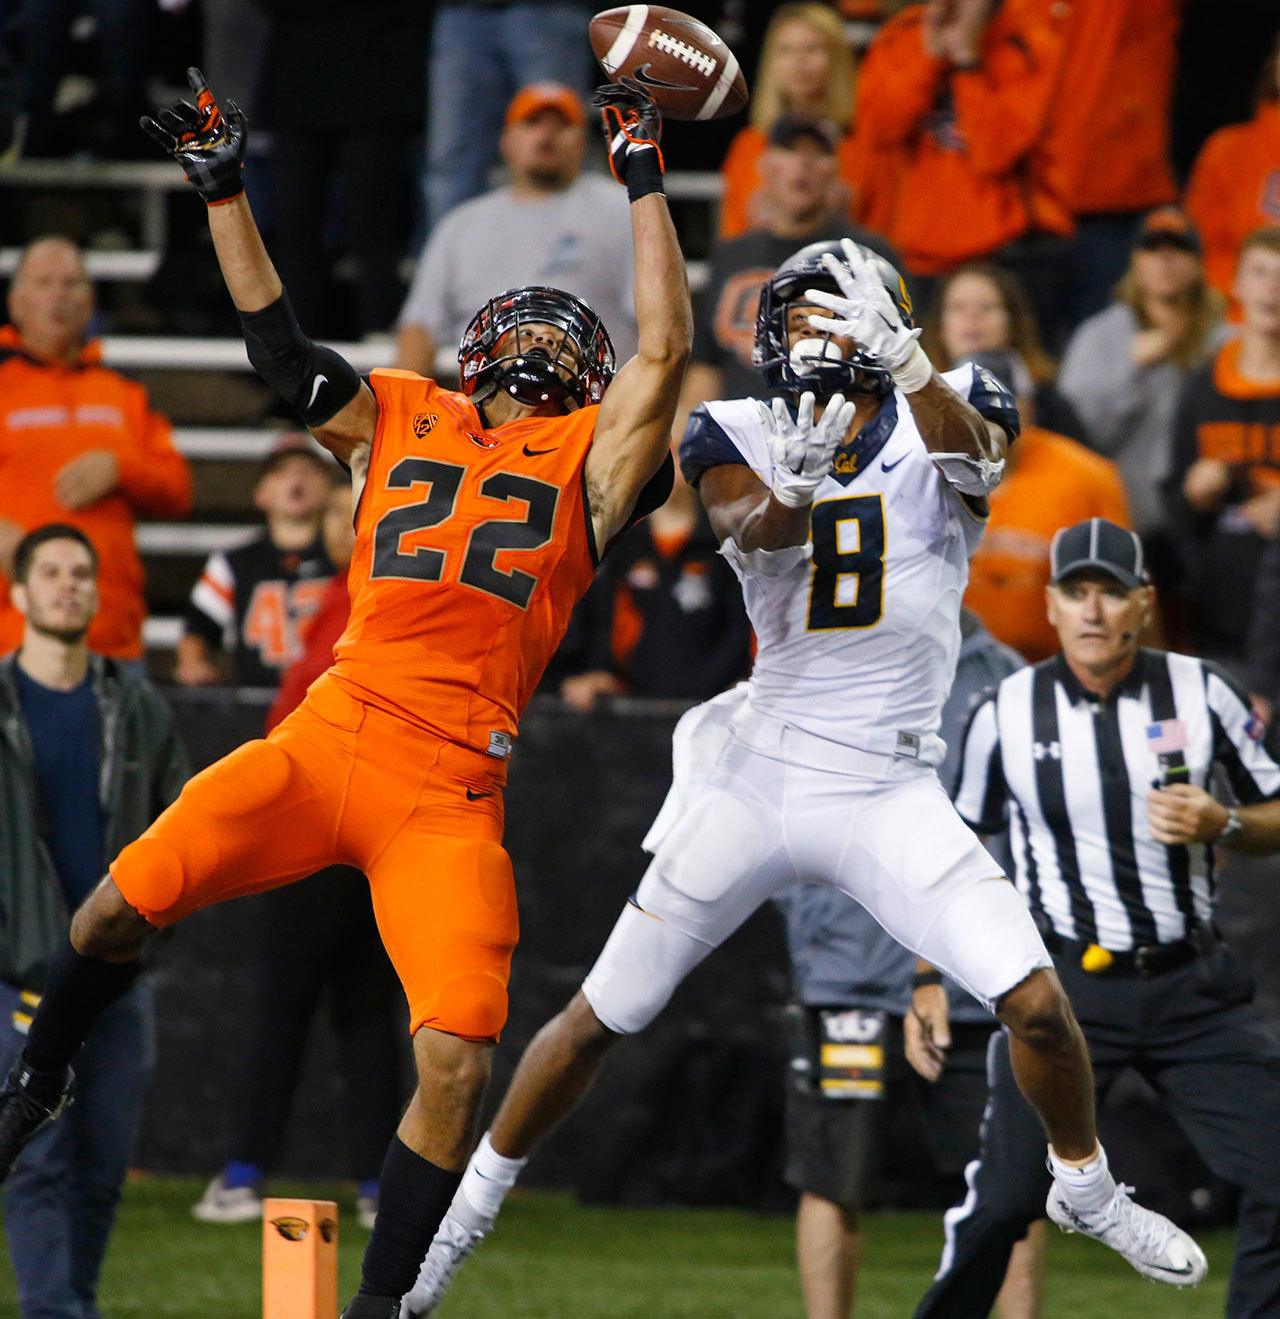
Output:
[523, 443, 556, 457]
[881, 452, 907, 472]
[631, 63, 699, 92]
[307, 374, 328, 408]
[465, 787, 494, 801]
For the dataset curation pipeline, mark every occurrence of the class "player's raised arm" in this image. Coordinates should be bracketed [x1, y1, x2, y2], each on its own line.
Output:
[141, 70, 376, 471]
[583, 81, 693, 547]
[698, 392, 856, 556]
[805, 238, 1013, 513]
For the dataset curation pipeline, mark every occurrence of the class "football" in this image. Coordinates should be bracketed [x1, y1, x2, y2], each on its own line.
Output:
[589, 5, 748, 121]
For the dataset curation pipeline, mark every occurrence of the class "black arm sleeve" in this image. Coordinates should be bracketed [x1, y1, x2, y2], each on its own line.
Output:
[239, 293, 362, 427]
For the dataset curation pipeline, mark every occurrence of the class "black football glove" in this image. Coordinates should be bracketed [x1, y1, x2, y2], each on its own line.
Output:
[592, 77, 665, 201]
[140, 67, 246, 205]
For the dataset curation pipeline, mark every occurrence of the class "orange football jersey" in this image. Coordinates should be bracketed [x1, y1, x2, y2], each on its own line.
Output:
[331, 369, 600, 754]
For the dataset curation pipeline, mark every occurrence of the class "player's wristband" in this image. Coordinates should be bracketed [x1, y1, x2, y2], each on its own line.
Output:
[890, 343, 934, 393]
[626, 150, 665, 204]
[912, 969, 944, 990]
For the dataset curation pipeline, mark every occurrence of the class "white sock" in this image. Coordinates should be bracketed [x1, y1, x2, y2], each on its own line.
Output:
[453, 1132, 527, 1227]
[1048, 1143, 1116, 1218]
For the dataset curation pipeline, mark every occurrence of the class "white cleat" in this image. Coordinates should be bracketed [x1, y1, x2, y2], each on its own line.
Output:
[190, 1174, 263, 1224]
[1047, 1181, 1208, 1287]
[399, 1213, 490, 1317]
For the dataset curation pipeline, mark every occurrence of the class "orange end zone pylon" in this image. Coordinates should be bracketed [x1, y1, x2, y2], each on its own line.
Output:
[262, 1198, 339, 1319]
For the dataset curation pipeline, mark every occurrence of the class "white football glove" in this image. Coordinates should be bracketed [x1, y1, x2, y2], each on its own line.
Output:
[804, 237, 932, 392]
[758, 391, 857, 509]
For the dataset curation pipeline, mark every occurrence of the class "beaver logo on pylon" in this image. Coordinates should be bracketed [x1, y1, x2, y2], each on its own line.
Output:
[270, 1216, 309, 1242]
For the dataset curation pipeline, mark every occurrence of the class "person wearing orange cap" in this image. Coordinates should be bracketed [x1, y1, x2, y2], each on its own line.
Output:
[1186, 31, 1280, 315]
[0, 237, 192, 663]
[396, 82, 637, 377]
[423, 0, 595, 234]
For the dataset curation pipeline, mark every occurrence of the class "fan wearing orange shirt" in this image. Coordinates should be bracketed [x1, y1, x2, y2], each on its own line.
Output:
[1185, 32, 1280, 314]
[0, 72, 691, 1319]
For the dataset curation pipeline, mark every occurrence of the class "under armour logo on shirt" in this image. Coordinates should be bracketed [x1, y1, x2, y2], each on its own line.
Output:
[1033, 740, 1062, 761]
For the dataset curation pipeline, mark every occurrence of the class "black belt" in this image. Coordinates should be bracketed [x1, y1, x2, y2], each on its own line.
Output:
[1043, 928, 1213, 977]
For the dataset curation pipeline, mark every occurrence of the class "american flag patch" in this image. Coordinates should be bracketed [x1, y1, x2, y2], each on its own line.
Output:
[1146, 719, 1187, 753]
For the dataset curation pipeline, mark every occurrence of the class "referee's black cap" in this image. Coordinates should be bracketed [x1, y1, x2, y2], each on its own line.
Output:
[1050, 518, 1147, 589]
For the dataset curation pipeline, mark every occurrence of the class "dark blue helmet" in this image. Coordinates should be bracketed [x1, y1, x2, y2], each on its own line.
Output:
[460, 286, 615, 411]
[753, 240, 915, 400]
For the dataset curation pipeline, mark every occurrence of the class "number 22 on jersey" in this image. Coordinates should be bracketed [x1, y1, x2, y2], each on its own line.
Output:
[807, 493, 886, 631]
[370, 456, 561, 609]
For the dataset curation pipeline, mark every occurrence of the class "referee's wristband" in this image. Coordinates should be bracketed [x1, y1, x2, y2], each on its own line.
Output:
[912, 969, 944, 990]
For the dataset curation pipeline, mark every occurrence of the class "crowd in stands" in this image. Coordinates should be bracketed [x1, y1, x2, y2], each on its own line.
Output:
[3, 0, 1280, 1233]
[2, 0, 1278, 797]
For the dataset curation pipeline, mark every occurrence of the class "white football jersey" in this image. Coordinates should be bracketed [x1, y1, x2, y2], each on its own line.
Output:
[680, 363, 1016, 764]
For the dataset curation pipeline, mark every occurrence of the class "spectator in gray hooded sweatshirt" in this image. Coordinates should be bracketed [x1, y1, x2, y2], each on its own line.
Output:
[1057, 208, 1227, 590]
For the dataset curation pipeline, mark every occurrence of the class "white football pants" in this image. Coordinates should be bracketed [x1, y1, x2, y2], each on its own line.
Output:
[583, 693, 1050, 1034]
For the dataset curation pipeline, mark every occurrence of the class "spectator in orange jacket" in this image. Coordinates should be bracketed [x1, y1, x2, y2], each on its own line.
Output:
[854, 0, 1072, 339]
[962, 350, 1131, 662]
[1046, 0, 1181, 325]
[718, 4, 866, 241]
[1186, 31, 1280, 316]
[0, 238, 191, 661]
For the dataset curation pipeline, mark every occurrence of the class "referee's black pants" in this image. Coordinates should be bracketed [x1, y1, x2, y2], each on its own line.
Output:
[915, 944, 1280, 1319]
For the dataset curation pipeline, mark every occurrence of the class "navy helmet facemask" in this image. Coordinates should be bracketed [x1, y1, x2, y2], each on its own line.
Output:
[460, 286, 616, 412]
[753, 240, 915, 401]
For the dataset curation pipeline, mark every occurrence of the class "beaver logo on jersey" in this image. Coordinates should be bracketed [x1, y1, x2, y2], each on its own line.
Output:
[412, 413, 438, 438]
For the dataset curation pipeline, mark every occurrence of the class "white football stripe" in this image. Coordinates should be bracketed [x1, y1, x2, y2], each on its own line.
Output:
[697, 47, 740, 120]
[603, 4, 650, 75]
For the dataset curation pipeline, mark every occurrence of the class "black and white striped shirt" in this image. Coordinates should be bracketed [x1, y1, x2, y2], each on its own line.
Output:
[954, 650, 1280, 951]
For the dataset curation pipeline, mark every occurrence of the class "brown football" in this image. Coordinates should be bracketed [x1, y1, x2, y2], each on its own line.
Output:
[589, 5, 748, 122]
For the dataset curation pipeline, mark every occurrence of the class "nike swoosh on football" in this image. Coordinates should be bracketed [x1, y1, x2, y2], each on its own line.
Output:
[631, 63, 699, 92]
[465, 787, 493, 801]
[307, 373, 328, 408]
[523, 443, 556, 457]
[881, 453, 907, 472]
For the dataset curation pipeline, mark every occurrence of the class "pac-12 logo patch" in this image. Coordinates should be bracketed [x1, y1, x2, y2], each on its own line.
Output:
[412, 413, 438, 437]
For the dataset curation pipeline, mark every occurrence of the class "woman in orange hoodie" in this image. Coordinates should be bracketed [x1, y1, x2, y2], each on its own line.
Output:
[717, 4, 873, 240]
[1186, 32, 1280, 312]
[854, 0, 1071, 281]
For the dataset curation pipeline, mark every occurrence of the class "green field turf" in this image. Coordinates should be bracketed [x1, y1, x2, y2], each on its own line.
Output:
[0, 1179, 1234, 1317]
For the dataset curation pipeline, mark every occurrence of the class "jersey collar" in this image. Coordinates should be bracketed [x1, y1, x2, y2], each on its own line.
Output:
[829, 392, 898, 487]
[1052, 649, 1150, 706]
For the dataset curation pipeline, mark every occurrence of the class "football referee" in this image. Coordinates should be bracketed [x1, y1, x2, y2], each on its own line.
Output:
[912, 518, 1280, 1319]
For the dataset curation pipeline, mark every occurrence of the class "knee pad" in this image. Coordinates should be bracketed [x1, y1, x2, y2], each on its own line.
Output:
[581, 902, 712, 1034]
[421, 971, 509, 1043]
[110, 836, 187, 923]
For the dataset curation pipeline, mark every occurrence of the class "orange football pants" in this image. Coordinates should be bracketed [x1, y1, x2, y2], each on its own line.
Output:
[111, 675, 516, 1040]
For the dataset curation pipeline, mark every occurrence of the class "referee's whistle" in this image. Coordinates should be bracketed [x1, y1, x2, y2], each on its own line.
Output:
[1081, 944, 1114, 973]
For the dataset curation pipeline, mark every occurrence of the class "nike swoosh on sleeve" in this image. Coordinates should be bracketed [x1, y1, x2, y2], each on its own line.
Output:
[308, 374, 328, 409]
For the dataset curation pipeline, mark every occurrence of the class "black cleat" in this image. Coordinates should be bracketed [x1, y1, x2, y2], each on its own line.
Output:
[339, 1297, 401, 1319]
[0, 1058, 74, 1183]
